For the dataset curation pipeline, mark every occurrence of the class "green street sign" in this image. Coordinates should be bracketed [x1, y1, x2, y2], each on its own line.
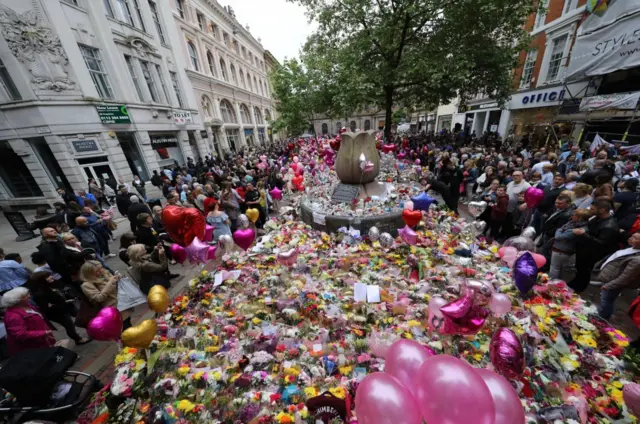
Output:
[96, 105, 131, 124]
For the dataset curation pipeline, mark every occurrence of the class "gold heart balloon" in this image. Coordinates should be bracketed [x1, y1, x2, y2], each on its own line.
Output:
[246, 208, 260, 223]
[147, 285, 169, 313]
[121, 319, 157, 348]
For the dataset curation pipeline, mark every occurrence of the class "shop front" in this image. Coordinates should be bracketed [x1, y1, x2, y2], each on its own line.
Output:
[461, 100, 507, 136]
[149, 133, 185, 168]
[244, 128, 255, 146]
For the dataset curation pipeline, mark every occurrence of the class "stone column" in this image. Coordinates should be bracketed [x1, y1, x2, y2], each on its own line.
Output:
[177, 130, 191, 164]
[193, 129, 210, 158]
[102, 132, 133, 182]
[135, 131, 161, 176]
[44, 135, 85, 193]
[234, 101, 247, 148]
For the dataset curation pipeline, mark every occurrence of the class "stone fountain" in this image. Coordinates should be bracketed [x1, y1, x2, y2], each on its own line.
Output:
[300, 130, 405, 235]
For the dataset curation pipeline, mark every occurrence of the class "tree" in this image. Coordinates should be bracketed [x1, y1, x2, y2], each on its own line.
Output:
[290, 0, 536, 141]
[269, 59, 315, 137]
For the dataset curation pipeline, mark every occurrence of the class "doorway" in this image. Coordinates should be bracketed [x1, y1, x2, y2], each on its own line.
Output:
[117, 133, 149, 181]
[77, 156, 116, 185]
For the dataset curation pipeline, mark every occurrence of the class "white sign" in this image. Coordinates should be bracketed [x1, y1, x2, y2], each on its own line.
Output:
[579, 2, 640, 36]
[567, 7, 640, 80]
[490, 124, 498, 132]
[173, 110, 193, 125]
[312, 211, 326, 225]
[579, 91, 640, 111]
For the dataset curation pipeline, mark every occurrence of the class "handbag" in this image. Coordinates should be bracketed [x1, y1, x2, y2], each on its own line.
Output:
[117, 277, 147, 311]
[74, 296, 101, 329]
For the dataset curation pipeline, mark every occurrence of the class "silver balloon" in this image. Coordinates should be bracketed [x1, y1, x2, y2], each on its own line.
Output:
[503, 236, 535, 252]
[467, 201, 488, 218]
[521, 226, 537, 240]
[368, 226, 380, 242]
[379, 232, 394, 248]
[218, 234, 234, 252]
[473, 220, 487, 233]
[238, 214, 250, 229]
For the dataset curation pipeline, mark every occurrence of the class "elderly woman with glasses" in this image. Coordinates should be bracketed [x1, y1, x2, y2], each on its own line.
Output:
[2, 287, 73, 355]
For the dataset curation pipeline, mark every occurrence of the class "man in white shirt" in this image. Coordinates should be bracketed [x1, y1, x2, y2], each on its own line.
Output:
[506, 170, 531, 212]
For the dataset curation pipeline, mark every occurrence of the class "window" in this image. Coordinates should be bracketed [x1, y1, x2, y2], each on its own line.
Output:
[0, 59, 20, 100]
[187, 41, 199, 71]
[564, 0, 578, 14]
[239, 70, 245, 87]
[132, 0, 146, 31]
[247, 73, 252, 91]
[249, 52, 253, 64]
[207, 51, 216, 76]
[240, 104, 251, 124]
[546, 34, 568, 82]
[202, 96, 213, 118]
[115, 0, 134, 26]
[79, 44, 114, 99]
[241, 46, 247, 58]
[220, 100, 236, 123]
[321, 123, 328, 134]
[103, 0, 115, 17]
[219, 58, 228, 81]
[520, 49, 537, 88]
[155, 64, 170, 104]
[350, 121, 357, 132]
[124, 55, 143, 100]
[223, 32, 230, 47]
[169, 71, 183, 107]
[226, 129, 239, 152]
[254, 107, 263, 125]
[230, 64, 237, 85]
[197, 12, 205, 31]
[233, 40, 239, 55]
[253, 76, 258, 93]
[265, 109, 272, 123]
[148, 1, 165, 44]
[139, 60, 159, 102]
[534, 0, 548, 29]
[175, 0, 184, 18]
[62, 0, 79, 5]
[364, 120, 371, 131]
[210, 23, 218, 39]
[336, 122, 342, 132]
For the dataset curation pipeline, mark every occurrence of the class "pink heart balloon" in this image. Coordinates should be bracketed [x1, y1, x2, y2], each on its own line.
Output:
[87, 306, 122, 341]
[203, 225, 214, 242]
[277, 248, 298, 267]
[385, 339, 435, 394]
[399, 225, 417, 245]
[170, 243, 187, 264]
[233, 228, 256, 251]
[206, 245, 218, 261]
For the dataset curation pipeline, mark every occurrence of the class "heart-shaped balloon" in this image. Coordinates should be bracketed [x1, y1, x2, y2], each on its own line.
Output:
[524, 187, 544, 209]
[402, 209, 422, 228]
[207, 245, 218, 260]
[292, 175, 304, 190]
[269, 186, 283, 200]
[382, 144, 396, 154]
[203, 224, 214, 242]
[147, 285, 169, 313]
[246, 208, 260, 223]
[233, 227, 256, 251]
[277, 248, 298, 267]
[624, 383, 640, 419]
[490, 327, 524, 380]
[468, 201, 488, 218]
[121, 319, 157, 348]
[170, 243, 187, 264]
[87, 306, 122, 341]
[399, 225, 418, 245]
[473, 220, 487, 233]
[329, 139, 340, 150]
[162, 205, 206, 246]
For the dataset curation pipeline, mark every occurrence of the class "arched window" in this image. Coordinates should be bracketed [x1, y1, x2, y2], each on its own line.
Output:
[239, 70, 245, 88]
[321, 123, 328, 135]
[264, 109, 272, 122]
[350, 121, 357, 131]
[219, 58, 228, 81]
[247, 73, 253, 91]
[259, 80, 264, 96]
[364, 120, 371, 131]
[206, 51, 215, 76]
[220, 99, 236, 123]
[230, 64, 237, 85]
[201, 95, 213, 118]
[187, 41, 199, 71]
[253, 76, 258, 93]
[336, 122, 342, 132]
[239, 104, 252, 124]
[263, 80, 269, 97]
[253, 107, 263, 125]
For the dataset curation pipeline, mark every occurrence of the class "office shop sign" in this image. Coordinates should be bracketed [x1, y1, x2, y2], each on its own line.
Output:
[511, 88, 566, 110]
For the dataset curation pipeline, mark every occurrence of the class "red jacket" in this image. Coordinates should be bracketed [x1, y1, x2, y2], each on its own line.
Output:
[491, 195, 509, 221]
[4, 306, 55, 356]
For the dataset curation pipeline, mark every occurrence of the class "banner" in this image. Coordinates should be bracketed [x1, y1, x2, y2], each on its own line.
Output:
[580, 1, 640, 35]
[590, 133, 611, 153]
[579, 91, 640, 111]
[566, 6, 640, 81]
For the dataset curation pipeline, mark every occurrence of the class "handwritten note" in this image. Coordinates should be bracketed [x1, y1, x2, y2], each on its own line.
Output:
[354, 282, 367, 302]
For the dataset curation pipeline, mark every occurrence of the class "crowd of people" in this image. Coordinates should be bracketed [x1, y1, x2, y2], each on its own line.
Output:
[0, 128, 639, 358]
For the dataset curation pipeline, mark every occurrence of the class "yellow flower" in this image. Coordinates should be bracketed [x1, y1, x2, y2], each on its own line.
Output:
[304, 387, 319, 398]
[193, 371, 204, 381]
[613, 381, 623, 389]
[205, 346, 220, 353]
[201, 299, 210, 306]
[134, 359, 146, 371]
[252, 317, 263, 325]
[212, 371, 222, 381]
[200, 270, 209, 277]
[299, 408, 309, 419]
[339, 366, 353, 376]
[403, 332, 413, 339]
[473, 353, 483, 362]
[177, 399, 196, 413]
[284, 367, 300, 376]
[611, 388, 624, 404]
[407, 320, 421, 327]
[275, 412, 294, 423]
[560, 355, 580, 371]
[329, 387, 346, 399]
[178, 366, 190, 376]
[575, 335, 597, 348]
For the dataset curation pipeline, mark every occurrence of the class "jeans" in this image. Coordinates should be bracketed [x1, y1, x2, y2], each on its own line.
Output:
[598, 287, 623, 320]
[549, 252, 576, 282]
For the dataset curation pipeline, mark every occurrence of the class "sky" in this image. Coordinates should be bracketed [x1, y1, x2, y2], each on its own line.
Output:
[222, 0, 316, 63]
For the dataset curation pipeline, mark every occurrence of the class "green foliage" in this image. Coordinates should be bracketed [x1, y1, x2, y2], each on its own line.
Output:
[286, 0, 535, 140]
[269, 59, 315, 137]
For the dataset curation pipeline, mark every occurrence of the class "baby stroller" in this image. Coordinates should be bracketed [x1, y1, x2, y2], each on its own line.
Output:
[0, 347, 98, 423]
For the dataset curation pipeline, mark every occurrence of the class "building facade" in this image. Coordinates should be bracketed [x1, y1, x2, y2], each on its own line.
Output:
[0, 0, 203, 209]
[170, 0, 275, 155]
[311, 107, 437, 136]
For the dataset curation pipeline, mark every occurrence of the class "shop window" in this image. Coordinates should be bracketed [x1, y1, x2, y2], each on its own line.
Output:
[545, 34, 568, 83]
[28, 138, 72, 192]
[226, 129, 240, 152]
[0, 141, 43, 197]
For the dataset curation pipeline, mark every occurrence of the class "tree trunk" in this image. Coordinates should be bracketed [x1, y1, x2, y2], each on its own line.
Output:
[383, 86, 394, 142]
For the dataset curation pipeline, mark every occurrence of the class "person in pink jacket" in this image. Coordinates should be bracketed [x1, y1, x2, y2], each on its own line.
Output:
[2, 287, 71, 356]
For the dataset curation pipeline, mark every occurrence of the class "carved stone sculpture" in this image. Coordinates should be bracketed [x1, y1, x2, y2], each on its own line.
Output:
[334, 131, 380, 184]
[0, 5, 75, 92]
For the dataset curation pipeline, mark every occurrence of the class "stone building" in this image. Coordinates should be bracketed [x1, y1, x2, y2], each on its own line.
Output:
[171, 0, 276, 154]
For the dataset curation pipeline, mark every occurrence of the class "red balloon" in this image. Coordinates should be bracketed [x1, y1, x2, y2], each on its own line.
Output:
[162, 205, 206, 246]
[402, 209, 422, 228]
[531, 252, 547, 268]
[382, 144, 396, 154]
[524, 187, 544, 209]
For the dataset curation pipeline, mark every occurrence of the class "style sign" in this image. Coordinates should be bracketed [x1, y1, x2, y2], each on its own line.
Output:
[173, 111, 192, 125]
[96, 105, 131, 124]
[72, 140, 100, 153]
